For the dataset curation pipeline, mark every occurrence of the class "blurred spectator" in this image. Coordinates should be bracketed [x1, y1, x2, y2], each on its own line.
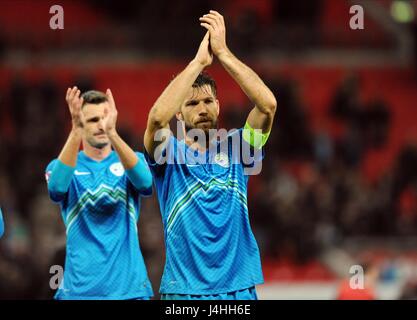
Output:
[361, 98, 391, 149]
[399, 280, 417, 300]
[329, 74, 361, 121]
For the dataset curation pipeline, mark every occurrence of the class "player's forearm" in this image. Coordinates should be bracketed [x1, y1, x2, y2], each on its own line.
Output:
[48, 129, 81, 195]
[58, 129, 82, 167]
[218, 49, 277, 115]
[147, 59, 205, 129]
[108, 131, 152, 190]
[108, 131, 138, 170]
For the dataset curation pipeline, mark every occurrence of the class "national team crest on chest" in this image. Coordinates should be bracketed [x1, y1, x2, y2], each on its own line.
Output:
[109, 162, 125, 177]
[213, 152, 230, 168]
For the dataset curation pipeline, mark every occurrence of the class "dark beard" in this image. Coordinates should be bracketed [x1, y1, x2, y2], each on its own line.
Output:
[183, 120, 218, 146]
[184, 119, 218, 133]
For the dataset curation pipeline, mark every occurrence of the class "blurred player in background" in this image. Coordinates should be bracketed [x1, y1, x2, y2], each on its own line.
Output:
[0, 208, 4, 238]
[144, 11, 277, 300]
[45, 87, 153, 300]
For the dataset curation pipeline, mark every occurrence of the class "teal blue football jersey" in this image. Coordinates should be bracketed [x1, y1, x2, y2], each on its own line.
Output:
[146, 129, 264, 295]
[46, 151, 153, 300]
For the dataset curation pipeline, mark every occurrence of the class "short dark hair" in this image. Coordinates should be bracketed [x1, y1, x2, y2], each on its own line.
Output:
[192, 72, 217, 97]
[81, 90, 108, 108]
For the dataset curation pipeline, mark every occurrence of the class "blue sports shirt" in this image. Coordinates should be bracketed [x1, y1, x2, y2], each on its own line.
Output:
[146, 129, 264, 295]
[45, 151, 153, 300]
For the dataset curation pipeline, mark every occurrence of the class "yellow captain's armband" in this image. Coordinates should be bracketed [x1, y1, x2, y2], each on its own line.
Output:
[242, 122, 270, 149]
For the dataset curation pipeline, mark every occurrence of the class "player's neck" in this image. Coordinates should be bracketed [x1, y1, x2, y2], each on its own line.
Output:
[185, 137, 207, 152]
[83, 143, 112, 161]
[183, 128, 215, 152]
[185, 135, 219, 153]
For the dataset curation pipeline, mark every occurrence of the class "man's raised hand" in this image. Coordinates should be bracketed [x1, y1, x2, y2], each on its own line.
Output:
[103, 88, 118, 136]
[194, 31, 213, 67]
[66, 86, 84, 130]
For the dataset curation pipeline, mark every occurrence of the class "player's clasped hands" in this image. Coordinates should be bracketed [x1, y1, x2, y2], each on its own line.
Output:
[103, 88, 118, 136]
[199, 10, 228, 58]
[194, 31, 213, 68]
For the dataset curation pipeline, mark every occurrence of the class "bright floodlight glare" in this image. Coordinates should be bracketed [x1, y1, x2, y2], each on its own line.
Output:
[391, 0, 415, 23]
